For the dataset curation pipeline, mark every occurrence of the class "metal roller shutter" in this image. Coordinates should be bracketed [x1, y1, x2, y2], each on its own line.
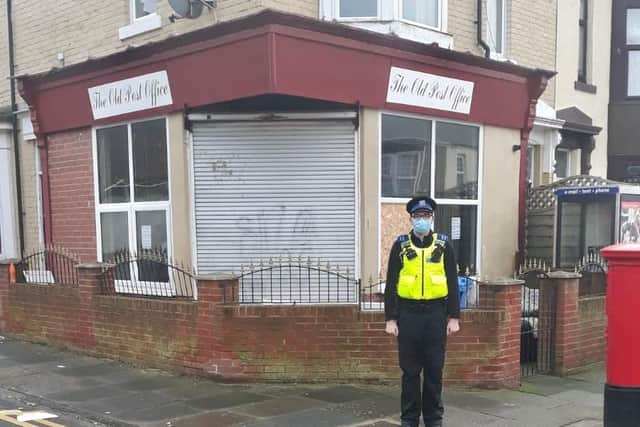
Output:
[192, 119, 357, 286]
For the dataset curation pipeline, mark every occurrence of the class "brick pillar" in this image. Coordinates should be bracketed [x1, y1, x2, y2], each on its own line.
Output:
[479, 278, 524, 388]
[0, 260, 19, 332]
[539, 271, 581, 375]
[71, 263, 103, 349]
[194, 273, 239, 378]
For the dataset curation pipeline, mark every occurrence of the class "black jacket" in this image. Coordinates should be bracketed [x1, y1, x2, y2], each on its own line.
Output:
[384, 230, 460, 320]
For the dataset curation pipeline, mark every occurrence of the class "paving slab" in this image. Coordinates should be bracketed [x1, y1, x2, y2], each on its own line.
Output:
[236, 406, 367, 427]
[186, 391, 272, 411]
[82, 391, 178, 416]
[306, 385, 387, 404]
[145, 410, 256, 427]
[114, 401, 200, 422]
[235, 396, 325, 417]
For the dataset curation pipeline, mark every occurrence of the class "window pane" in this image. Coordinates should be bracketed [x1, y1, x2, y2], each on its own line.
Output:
[487, 0, 504, 53]
[629, 51, 640, 96]
[134, 0, 156, 19]
[628, 9, 640, 45]
[403, 0, 438, 27]
[381, 114, 432, 198]
[556, 150, 569, 178]
[136, 210, 169, 282]
[97, 125, 129, 204]
[339, 0, 377, 17]
[101, 212, 131, 279]
[434, 205, 477, 274]
[132, 119, 168, 202]
[435, 122, 479, 199]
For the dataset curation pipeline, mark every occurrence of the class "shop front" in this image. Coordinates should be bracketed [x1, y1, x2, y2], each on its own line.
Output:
[17, 10, 553, 292]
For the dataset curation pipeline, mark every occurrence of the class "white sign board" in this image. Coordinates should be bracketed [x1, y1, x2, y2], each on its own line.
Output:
[88, 71, 173, 120]
[386, 66, 474, 114]
[141, 225, 153, 250]
[451, 217, 461, 240]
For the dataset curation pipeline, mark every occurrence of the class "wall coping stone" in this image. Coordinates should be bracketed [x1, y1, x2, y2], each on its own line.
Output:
[196, 273, 237, 281]
[546, 271, 581, 279]
[0, 259, 20, 266]
[78, 263, 107, 270]
[481, 278, 524, 286]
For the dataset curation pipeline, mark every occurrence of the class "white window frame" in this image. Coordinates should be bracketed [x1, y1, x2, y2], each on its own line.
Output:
[118, 0, 161, 41]
[487, 0, 506, 59]
[0, 128, 17, 260]
[399, 0, 444, 32]
[554, 148, 571, 179]
[379, 111, 483, 275]
[93, 116, 174, 296]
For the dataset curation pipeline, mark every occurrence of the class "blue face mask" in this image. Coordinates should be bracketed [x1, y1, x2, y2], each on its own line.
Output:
[412, 218, 432, 234]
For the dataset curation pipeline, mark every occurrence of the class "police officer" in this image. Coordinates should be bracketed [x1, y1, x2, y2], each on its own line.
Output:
[384, 196, 460, 427]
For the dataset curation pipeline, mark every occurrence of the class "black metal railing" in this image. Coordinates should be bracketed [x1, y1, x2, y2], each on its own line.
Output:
[236, 257, 359, 304]
[360, 278, 384, 311]
[16, 247, 79, 286]
[517, 266, 555, 378]
[575, 254, 608, 297]
[100, 249, 196, 299]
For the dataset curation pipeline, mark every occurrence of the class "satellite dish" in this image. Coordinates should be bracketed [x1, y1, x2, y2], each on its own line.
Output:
[168, 0, 204, 19]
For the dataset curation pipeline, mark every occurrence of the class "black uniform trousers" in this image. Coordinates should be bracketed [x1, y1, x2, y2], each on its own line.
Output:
[397, 299, 447, 427]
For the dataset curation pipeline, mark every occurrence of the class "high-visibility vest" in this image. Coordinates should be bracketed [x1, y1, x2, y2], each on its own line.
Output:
[396, 233, 448, 301]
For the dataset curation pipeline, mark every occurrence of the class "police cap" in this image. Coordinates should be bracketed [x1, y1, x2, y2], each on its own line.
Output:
[406, 196, 437, 214]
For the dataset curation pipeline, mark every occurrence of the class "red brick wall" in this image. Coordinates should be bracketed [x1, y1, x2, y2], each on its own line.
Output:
[47, 129, 96, 262]
[576, 296, 606, 367]
[0, 263, 522, 387]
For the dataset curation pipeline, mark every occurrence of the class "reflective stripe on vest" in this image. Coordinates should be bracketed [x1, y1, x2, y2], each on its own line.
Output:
[397, 233, 448, 301]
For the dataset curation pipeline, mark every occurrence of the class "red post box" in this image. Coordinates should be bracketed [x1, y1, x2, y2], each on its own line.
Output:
[600, 244, 640, 427]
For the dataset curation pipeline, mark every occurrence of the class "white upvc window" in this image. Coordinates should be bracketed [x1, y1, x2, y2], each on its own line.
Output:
[0, 128, 18, 260]
[93, 117, 173, 295]
[555, 148, 572, 179]
[400, 0, 442, 30]
[338, 0, 379, 18]
[118, 0, 161, 41]
[487, 0, 506, 58]
[380, 112, 482, 274]
[325, 0, 448, 33]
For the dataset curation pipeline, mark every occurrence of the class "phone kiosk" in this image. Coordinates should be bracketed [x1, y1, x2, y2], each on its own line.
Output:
[554, 184, 640, 268]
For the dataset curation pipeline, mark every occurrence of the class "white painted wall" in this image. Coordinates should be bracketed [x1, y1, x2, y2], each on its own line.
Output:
[555, 0, 611, 178]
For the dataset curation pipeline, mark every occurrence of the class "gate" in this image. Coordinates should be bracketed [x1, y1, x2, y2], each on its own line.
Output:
[518, 261, 556, 377]
[577, 254, 607, 297]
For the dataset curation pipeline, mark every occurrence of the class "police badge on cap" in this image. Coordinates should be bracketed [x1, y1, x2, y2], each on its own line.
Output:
[406, 196, 438, 214]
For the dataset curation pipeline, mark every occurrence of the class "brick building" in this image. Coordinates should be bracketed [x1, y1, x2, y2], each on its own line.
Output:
[0, 0, 612, 388]
[1, 0, 567, 279]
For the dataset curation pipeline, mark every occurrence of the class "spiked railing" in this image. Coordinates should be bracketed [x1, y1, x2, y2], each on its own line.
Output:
[236, 256, 359, 304]
[16, 246, 80, 286]
[100, 249, 196, 299]
[575, 252, 607, 297]
[360, 276, 385, 311]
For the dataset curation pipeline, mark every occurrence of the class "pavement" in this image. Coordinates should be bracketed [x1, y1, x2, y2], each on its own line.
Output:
[0, 336, 604, 426]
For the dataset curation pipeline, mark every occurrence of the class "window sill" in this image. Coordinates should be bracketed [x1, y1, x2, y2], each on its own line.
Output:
[574, 80, 597, 94]
[336, 20, 453, 49]
[118, 13, 162, 41]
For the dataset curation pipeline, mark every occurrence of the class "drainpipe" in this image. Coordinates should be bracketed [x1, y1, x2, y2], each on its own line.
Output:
[476, 0, 491, 58]
[6, 0, 25, 257]
[517, 72, 554, 267]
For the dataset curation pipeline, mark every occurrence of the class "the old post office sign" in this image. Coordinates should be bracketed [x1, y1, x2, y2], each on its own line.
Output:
[88, 71, 173, 120]
[386, 66, 475, 114]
